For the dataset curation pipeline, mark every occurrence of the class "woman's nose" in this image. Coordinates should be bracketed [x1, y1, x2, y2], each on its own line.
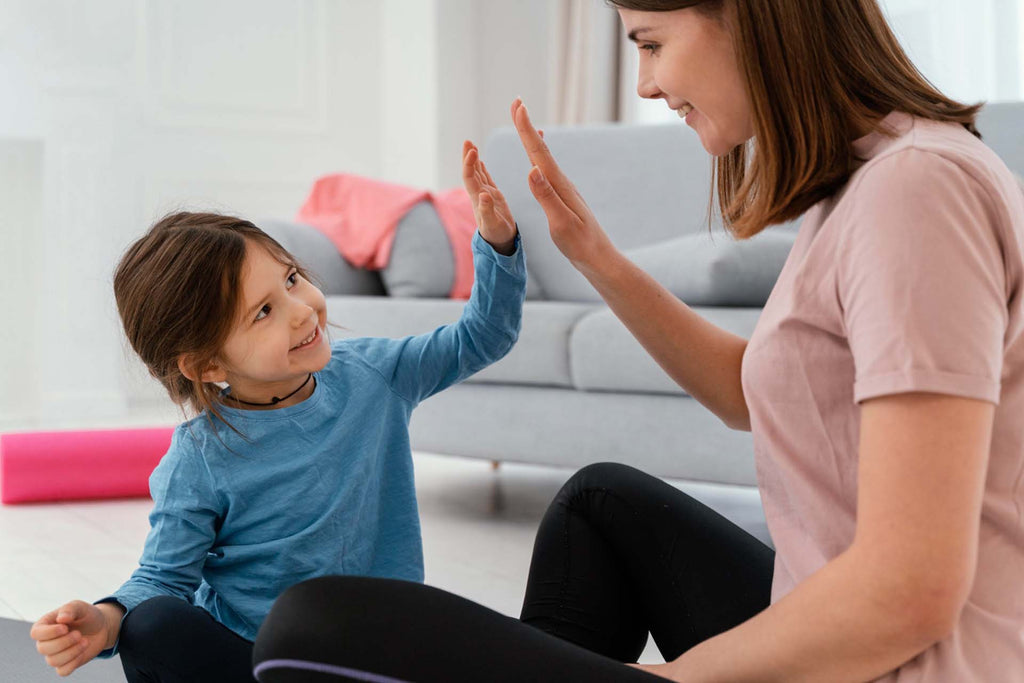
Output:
[636, 69, 662, 100]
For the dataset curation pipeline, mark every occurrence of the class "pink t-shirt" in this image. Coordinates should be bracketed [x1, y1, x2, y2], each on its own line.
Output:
[741, 111, 1024, 681]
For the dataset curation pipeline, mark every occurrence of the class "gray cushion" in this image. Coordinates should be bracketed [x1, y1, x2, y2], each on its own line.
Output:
[569, 306, 763, 395]
[258, 218, 384, 296]
[976, 101, 1024, 177]
[380, 201, 454, 298]
[380, 200, 544, 299]
[325, 296, 598, 388]
[623, 228, 796, 307]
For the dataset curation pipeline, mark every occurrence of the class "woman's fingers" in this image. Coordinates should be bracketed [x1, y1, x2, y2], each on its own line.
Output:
[528, 166, 576, 226]
[511, 99, 579, 209]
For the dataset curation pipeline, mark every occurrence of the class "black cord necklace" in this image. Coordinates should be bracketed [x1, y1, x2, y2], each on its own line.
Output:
[226, 373, 315, 407]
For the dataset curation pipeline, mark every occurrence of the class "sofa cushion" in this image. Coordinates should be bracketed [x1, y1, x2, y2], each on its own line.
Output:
[623, 228, 796, 306]
[569, 306, 763, 395]
[380, 201, 455, 298]
[259, 218, 385, 296]
[380, 200, 544, 300]
[325, 296, 598, 388]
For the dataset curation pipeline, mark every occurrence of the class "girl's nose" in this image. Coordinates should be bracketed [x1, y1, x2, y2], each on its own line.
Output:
[291, 301, 315, 327]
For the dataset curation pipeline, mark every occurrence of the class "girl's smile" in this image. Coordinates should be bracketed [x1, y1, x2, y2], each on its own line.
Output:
[291, 325, 321, 352]
[209, 240, 332, 408]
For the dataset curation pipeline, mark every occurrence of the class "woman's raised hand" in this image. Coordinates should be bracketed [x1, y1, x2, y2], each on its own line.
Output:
[510, 98, 616, 275]
[462, 139, 518, 255]
[30, 600, 114, 676]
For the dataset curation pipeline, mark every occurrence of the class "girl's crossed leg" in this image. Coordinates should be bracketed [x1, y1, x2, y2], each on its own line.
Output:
[118, 595, 256, 683]
[252, 462, 774, 682]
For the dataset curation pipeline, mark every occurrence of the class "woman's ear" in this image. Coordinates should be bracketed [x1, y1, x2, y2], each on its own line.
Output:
[177, 355, 228, 384]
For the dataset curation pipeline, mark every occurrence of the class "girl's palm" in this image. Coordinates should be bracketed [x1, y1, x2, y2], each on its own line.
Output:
[462, 140, 517, 252]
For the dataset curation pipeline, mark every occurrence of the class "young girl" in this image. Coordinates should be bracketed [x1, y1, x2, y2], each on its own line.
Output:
[252, 1, 1024, 682]
[29, 141, 525, 682]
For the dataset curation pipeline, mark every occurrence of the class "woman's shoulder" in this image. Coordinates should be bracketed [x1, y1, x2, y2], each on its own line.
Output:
[853, 114, 1018, 206]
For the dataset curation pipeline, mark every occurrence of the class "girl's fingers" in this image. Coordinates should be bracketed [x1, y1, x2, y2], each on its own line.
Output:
[462, 144, 483, 196]
[478, 158, 498, 189]
[56, 647, 91, 677]
[30, 621, 68, 642]
[36, 631, 81, 656]
[46, 637, 89, 670]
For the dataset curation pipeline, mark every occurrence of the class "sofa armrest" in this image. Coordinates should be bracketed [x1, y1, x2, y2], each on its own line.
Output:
[258, 218, 385, 296]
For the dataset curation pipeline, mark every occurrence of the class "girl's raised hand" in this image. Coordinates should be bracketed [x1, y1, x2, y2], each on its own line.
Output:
[509, 98, 616, 275]
[31, 600, 113, 676]
[462, 140, 518, 255]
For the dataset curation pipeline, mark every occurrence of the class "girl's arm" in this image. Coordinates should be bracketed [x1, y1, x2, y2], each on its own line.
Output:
[644, 392, 992, 682]
[510, 99, 751, 430]
[346, 143, 527, 404]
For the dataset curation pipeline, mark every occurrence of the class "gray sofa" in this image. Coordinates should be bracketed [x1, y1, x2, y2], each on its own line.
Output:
[263, 101, 1023, 541]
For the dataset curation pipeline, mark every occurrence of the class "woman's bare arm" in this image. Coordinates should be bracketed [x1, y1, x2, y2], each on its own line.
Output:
[510, 98, 750, 429]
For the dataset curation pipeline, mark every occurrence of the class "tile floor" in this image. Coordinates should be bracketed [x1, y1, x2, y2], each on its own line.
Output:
[0, 407, 769, 669]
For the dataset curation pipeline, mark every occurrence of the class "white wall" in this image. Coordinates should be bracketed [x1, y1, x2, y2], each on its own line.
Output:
[0, 0, 558, 430]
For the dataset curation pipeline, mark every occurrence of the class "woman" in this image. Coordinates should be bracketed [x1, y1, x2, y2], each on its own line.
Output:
[253, 1, 1024, 681]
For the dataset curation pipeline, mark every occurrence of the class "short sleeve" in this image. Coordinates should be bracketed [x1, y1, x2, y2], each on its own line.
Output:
[837, 149, 1007, 405]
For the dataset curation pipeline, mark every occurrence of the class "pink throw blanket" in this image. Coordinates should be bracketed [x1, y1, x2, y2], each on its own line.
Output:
[296, 174, 477, 299]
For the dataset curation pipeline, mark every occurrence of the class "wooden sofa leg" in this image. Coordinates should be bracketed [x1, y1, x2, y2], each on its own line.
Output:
[491, 460, 501, 471]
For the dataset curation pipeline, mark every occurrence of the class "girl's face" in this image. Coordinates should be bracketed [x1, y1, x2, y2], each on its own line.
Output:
[213, 241, 330, 406]
[620, 6, 754, 157]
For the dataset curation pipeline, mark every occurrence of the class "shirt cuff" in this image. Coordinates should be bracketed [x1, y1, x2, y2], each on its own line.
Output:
[472, 230, 525, 275]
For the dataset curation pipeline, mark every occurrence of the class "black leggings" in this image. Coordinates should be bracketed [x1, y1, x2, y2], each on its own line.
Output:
[252, 463, 775, 682]
[118, 595, 256, 683]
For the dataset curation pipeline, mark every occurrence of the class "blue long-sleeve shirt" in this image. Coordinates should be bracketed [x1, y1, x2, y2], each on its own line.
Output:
[99, 231, 526, 652]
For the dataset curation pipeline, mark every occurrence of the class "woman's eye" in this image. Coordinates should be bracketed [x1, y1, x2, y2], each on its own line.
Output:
[255, 304, 271, 322]
[639, 43, 659, 55]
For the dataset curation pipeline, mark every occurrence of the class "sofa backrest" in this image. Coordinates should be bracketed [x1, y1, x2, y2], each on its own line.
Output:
[483, 100, 1023, 303]
[484, 122, 741, 301]
[976, 101, 1024, 178]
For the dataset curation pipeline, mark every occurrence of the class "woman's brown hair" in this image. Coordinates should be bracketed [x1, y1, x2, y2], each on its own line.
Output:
[608, 0, 984, 238]
[114, 212, 313, 432]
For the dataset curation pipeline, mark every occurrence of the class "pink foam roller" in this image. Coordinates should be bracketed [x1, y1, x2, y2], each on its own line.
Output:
[0, 427, 175, 504]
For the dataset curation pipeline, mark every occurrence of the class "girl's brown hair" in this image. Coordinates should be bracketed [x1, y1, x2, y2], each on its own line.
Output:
[608, 0, 983, 238]
[114, 212, 313, 431]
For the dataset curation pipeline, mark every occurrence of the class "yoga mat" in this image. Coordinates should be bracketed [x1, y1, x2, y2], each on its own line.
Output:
[0, 427, 174, 504]
[0, 617, 126, 682]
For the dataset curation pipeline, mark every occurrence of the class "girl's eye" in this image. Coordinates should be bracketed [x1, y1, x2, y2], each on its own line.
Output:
[639, 43, 659, 56]
[286, 270, 298, 288]
[255, 304, 271, 322]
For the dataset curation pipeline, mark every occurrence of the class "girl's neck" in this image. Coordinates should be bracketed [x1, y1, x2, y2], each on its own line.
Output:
[225, 374, 316, 411]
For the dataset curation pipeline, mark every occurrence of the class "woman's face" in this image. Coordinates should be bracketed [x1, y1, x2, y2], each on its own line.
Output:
[619, 7, 754, 157]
